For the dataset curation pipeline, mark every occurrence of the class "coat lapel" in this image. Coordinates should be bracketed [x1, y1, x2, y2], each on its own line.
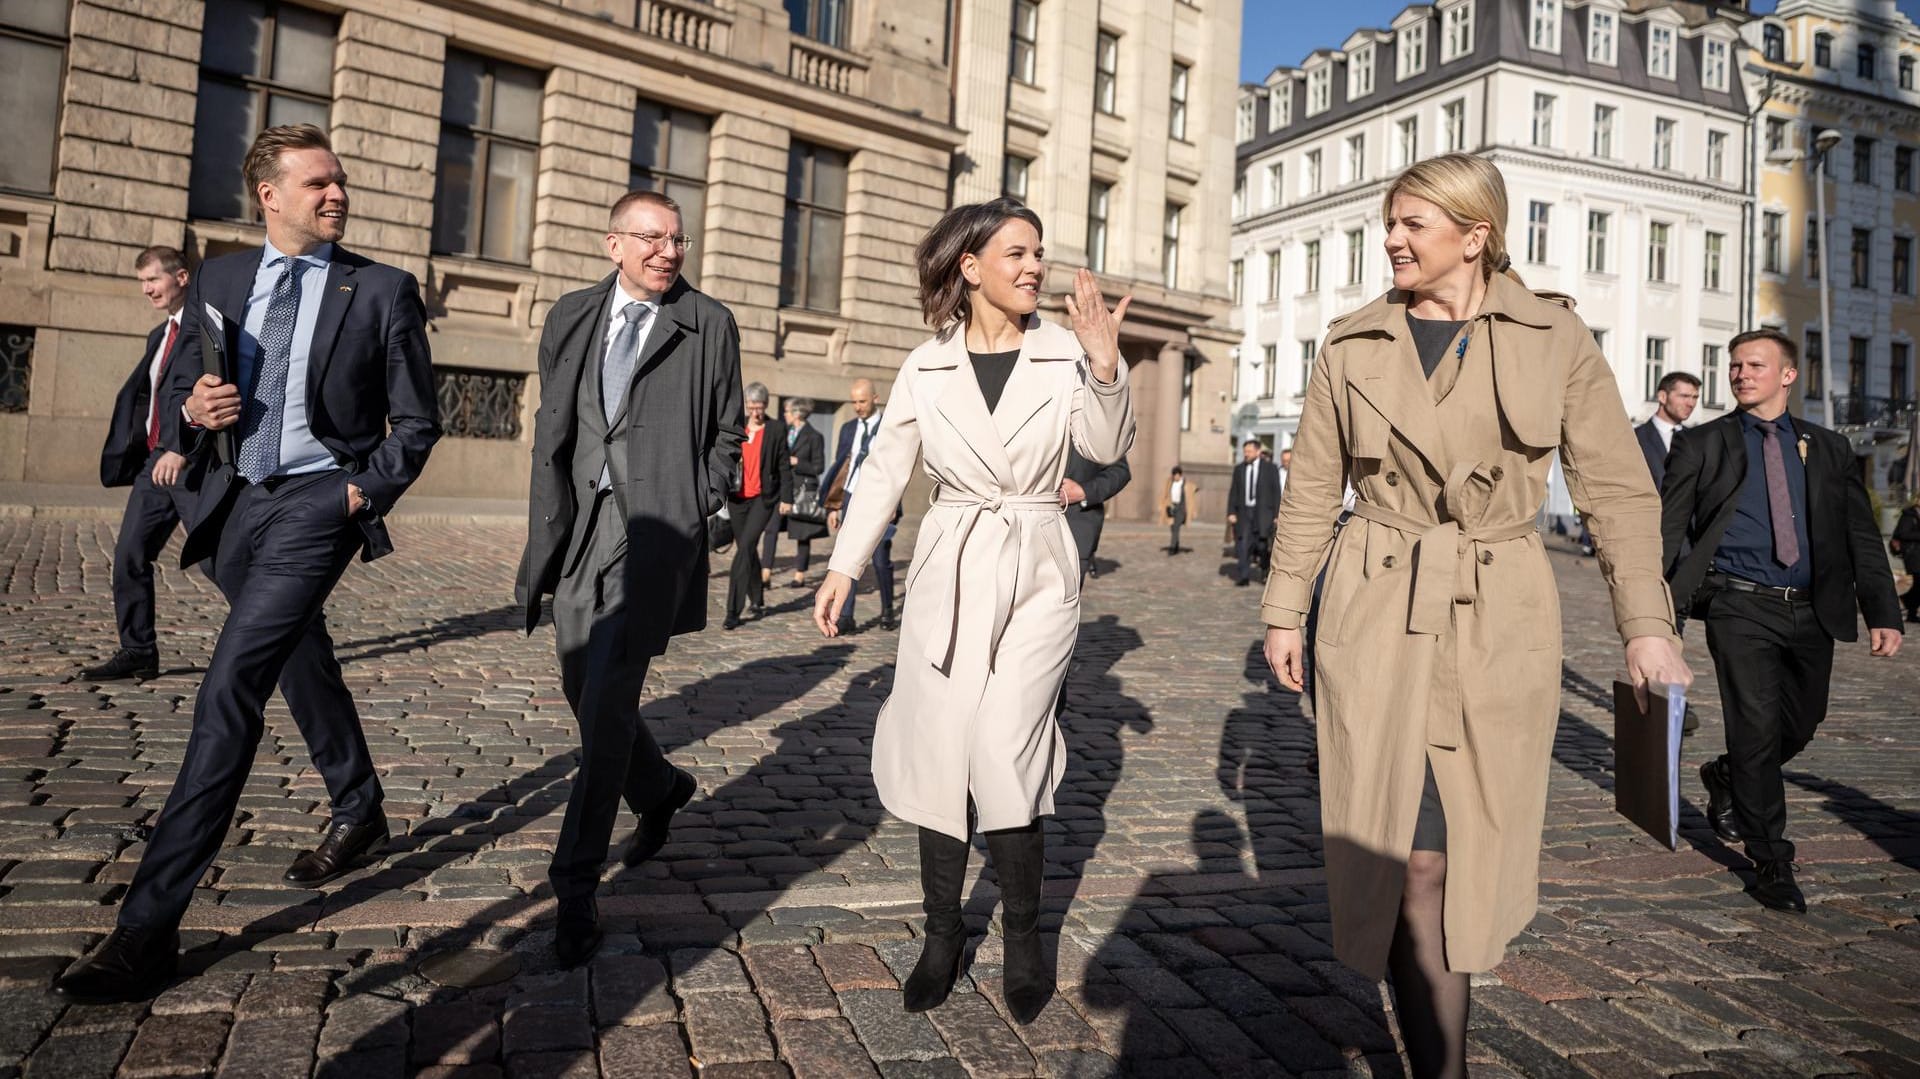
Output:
[993, 319, 1073, 448]
[304, 256, 357, 399]
[924, 327, 1016, 486]
[211, 252, 261, 385]
[1338, 301, 1448, 477]
[612, 277, 696, 428]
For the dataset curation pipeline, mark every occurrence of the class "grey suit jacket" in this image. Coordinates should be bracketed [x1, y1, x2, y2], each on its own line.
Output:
[516, 273, 745, 658]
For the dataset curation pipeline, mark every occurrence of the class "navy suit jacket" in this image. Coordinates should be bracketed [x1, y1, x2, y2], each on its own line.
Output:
[161, 244, 440, 567]
[1634, 420, 1670, 489]
[100, 321, 172, 487]
[1660, 412, 1901, 641]
[824, 415, 900, 523]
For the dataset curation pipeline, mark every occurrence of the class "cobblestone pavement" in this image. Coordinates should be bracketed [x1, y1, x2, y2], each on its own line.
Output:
[0, 514, 1916, 1078]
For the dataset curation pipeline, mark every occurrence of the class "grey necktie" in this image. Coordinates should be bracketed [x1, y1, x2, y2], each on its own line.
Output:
[601, 301, 648, 426]
[1754, 420, 1801, 568]
[236, 258, 307, 484]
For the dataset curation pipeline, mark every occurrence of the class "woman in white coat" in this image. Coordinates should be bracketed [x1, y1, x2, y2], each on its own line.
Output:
[814, 199, 1134, 1022]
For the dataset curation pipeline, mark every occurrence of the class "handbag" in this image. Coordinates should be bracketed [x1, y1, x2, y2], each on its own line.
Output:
[789, 477, 828, 525]
[707, 509, 734, 553]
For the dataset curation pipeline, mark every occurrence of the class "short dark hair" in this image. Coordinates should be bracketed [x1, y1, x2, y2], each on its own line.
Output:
[1729, 328, 1799, 370]
[610, 189, 681, 230]
[1656, 371, 1701, 394]
[1170, 465, 1184, 476]
[135, 246, 186, 275]
[1243, 438, 1262, 449]
[244, 124, 332, 205]
[915, 198, 1045, 330]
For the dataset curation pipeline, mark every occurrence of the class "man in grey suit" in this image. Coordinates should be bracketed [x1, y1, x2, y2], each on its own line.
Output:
[515, 190, 745, 965]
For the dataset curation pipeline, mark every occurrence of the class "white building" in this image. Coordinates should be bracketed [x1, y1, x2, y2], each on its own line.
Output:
[1231, 0, 1753, 454]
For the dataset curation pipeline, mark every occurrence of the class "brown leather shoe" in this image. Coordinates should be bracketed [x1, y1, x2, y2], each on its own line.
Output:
[53, 926, 178, 1003]
[284, 817, 391, 886]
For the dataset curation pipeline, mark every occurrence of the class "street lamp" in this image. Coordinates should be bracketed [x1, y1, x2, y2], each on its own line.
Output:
[1767, 127, 1843, 426]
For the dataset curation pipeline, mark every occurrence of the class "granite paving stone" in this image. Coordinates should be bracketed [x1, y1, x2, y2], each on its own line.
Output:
[0, 522, 1910, 1075]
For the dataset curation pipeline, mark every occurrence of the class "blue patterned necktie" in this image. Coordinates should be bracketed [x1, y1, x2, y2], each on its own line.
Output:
[601, 301, 648, 426]
[236, 258, 308, 483]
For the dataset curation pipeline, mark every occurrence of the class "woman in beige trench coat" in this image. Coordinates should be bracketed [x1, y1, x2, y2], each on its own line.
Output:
[814, 199, 1135, 1023]
[1262, 155, 1691, 1078]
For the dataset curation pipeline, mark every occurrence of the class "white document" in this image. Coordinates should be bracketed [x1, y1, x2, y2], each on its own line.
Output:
[1663, 683, 1686, 850]
[201, 301, 226, 339]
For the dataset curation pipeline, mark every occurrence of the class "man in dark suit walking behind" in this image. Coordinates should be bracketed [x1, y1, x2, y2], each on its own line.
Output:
[1061, 446, 1130, 583]
[515, 190, 745, 966]
[1635, 370, 1700, 490]
[1227, 438, 1281, 586]
[1663, 329, 1902, 914]
[1635, 370, 1703, 734]
[56, 125, 440, 1002]
[824, 378, 898, 631]
[83, 246, 199, 681]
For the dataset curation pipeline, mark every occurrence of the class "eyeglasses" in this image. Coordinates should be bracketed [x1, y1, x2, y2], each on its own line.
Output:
[613, 230, 695, 252]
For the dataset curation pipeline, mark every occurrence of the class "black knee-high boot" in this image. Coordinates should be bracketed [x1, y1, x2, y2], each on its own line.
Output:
[903, 826, 969, 1013]
[985, 822, 1051, 1023]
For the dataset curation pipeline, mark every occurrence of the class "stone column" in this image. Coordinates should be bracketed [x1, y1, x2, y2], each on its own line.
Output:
[1150, 340, 1187, 523]
[332, 12, 445, 283]
[701, 112, 791, 363]
[949, 0, 1012, 205]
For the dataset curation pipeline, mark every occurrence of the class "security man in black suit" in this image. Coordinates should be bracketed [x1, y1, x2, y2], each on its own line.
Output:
[824, 377, 900, 631]
[84, 246, 199, 682]
[1662, 329, 1901, 914]
[55, 125, 440, 1002]
[1227, 438, 1282, 585]
[1635, 370, 1700, 490]
[1061, 445, 1130, 583]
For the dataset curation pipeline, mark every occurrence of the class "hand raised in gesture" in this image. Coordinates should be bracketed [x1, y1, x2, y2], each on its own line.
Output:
[1063, 267, 1131, 384]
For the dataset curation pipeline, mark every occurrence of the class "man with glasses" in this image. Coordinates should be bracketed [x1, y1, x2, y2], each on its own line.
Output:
[516, 190, 745, 965]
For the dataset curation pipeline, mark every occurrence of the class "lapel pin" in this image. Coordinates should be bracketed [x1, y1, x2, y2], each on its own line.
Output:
[1797, 434, 1810, 464]
[337, 284, 353, 292]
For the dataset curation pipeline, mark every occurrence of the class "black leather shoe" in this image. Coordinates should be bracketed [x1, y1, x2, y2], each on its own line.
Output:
[53, 926, 179, 1003]
[723, 615, 743, 631]
[623, 768, 697, 867]
[880, 609, 898, 631]
[81, 649, 159, 681]
[284, 817, 391, 886]
[1699, 758, 1740, 842]
[1682, 706, 1700, 736]
[555, 895, 602, 967]
[1748, 860, 1807, 914]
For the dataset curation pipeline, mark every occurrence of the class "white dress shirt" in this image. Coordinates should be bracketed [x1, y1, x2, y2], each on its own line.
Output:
[1651, 413, 1681, 451]
[843, 412, 882, 494]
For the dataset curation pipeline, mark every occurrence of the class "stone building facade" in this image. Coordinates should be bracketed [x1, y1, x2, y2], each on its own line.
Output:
[0, 0, 957, 497]
[1744, 0, 1919, 493]
[1230, 0, 1751, 458]
[950, 0, 1243, 523]
[0, 0, 1244, 521]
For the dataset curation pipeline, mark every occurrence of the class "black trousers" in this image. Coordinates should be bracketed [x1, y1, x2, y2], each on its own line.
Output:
[1167, 503, 1185, 552]
[760, 513, 812, 575]
[725, 496, 776, 618]
[1234, 517, 1271, 583]
[1902, 574, 1920, 615]
[549, 489, 675, 899]
[120, 470, 382, 929]
[1702, 587, 1835, 864]
[111, 458, 207, 653]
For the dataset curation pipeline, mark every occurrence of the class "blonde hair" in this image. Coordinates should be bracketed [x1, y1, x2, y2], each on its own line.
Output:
[1382, 153, 1526, 286]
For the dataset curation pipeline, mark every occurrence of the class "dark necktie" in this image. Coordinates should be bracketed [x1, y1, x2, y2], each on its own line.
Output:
[1755, 420, 1800, 568]
[1246, 464, 1255, 505]
[236, 258, 307, 483]
[146, 319, 179, 451]
[853, 420, 873, 475]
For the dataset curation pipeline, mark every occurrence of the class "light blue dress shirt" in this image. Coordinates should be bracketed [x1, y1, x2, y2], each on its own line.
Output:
[237, 238, 337, 477]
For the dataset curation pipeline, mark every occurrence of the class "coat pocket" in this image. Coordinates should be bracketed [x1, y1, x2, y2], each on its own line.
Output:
[1039, 517, 1080, 605]
[904, 516, 947, 596]
[1344, 389, 1391, 462]
[1310, 526, 1364, 646]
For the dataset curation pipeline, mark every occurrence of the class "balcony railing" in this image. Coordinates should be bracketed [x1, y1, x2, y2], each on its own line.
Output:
[1831, 394, 1918, 429]
[789, 37, 867, 96]
[638, 0, 730, 55]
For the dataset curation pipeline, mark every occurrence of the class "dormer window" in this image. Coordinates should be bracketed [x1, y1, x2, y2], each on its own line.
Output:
[1815, 31, 1832, 69]
[1307, 66, 1331, 116]
[1235, 97, 1255, 142]
[1348, 45, 1375, 99]
[1703, 39, 1730, 92]
[1763, 24, 1785, 63]
[1588, 9, 1616, 66]
[1648, 25, 1675, 80]
[1530, 0, 1560, 53]
[1397, 22, 1428, 79]
[1441, 3, 1473, 63]
[1268, 85, 1291, 131]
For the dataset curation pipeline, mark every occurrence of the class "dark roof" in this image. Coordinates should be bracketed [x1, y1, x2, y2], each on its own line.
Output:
[1238, 0, 1749, 166]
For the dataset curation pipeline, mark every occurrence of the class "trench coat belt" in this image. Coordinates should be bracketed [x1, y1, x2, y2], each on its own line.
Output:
[1346, 499, 1540, 637]
[923, 488, 1065, 674]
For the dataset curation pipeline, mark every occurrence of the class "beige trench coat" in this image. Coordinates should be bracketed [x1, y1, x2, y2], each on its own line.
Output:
[830, 316, 1135, 840]
[1261, 274, 1677, 977]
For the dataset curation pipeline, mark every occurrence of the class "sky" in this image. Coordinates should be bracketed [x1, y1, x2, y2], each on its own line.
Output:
[1241, 0, 1920, 82]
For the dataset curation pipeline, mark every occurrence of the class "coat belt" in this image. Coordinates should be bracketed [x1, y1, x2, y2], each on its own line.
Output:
[1347, 495, 1539, 752]
[924, 488, 1064, 674]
